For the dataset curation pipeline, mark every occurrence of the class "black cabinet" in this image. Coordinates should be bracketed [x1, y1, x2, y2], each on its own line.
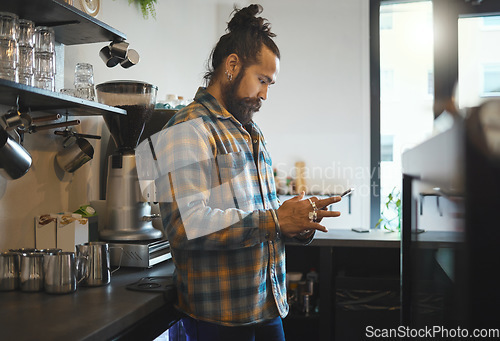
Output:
[285, 234, 400, 341]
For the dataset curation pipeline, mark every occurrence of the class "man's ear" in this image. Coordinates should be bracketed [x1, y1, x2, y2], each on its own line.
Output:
[225, 53, 240, 75]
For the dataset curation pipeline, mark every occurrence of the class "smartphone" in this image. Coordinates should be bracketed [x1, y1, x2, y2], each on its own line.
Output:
[341, 188, 354, 197]
[352, 228, 370, 233]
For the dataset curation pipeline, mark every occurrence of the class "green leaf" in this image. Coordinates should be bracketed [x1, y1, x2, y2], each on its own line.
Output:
[128, 0, 156, 19]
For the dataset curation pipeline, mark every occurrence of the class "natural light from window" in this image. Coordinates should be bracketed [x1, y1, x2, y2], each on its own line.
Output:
[379, 1, 434, 229]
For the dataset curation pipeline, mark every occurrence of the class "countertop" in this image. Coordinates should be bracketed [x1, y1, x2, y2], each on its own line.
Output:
[0, 260, 178, 341]
[306, 228, 462, 248]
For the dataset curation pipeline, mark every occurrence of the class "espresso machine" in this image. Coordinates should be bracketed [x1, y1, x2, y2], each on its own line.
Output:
[95, 81, 170, 267]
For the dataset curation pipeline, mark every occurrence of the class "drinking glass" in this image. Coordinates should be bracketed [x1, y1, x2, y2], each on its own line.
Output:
[74, 62, 95, 100]
[18, 45, 34, 85]
[34, 75, 55, 91]
[18, 19, 34, 47]
[34, 26, 54, 53]
[0, 38, 17, 82]
[0, 12, 18, 40]
[34, 51, 55, 90]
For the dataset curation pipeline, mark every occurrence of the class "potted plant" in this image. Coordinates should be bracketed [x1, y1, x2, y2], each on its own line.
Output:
[375, 187, 401, 232]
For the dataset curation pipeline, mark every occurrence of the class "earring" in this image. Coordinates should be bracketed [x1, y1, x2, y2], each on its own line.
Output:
[225, 70, 233, 81]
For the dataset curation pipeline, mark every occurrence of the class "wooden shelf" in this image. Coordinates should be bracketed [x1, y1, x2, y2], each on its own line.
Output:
[0, 79, 126, 117]
[0, 0, 126, 45]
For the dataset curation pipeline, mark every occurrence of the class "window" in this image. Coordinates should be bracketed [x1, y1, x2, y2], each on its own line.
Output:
[381, 135, 394, 162]
[483, 64, 500, 95]
[427, 70, 434, 95]
[380, 10, 393, 30]
[378, 0, 434, 226]
[458, 15, 500, 108]
[482, 16, 500, 28]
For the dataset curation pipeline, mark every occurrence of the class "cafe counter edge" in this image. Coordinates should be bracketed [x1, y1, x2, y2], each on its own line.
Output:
[0, 260, 179, 341]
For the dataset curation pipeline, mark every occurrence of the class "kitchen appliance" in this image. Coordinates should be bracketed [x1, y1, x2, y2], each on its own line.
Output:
[96, 81, 163, 242]
[96, 81, 169, 267]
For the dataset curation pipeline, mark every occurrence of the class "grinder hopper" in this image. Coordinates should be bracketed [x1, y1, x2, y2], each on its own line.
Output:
[96, 81, 163, 241]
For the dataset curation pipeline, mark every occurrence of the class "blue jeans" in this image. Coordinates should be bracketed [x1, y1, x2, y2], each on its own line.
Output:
[181, 316, 286, 341]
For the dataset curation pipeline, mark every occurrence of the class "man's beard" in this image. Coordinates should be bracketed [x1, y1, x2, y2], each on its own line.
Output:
[221, 71, 262, 125]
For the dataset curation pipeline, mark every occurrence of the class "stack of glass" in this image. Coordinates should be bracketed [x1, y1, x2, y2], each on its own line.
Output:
[17, 19, 35, 86]
[74, 62, 95, 100]
[34, 26, 55, 91]
[0, 12, 19, 82]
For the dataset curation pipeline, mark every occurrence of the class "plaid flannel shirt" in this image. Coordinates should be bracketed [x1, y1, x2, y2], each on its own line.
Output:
[157, 88, 289, 326]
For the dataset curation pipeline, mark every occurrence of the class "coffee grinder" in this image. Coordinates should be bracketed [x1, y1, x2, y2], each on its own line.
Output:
[96, 81, 169, 267]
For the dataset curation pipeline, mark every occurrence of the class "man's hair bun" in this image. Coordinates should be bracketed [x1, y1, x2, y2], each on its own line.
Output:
[227, 4, 275, 37]
[203, 4, 280, 85]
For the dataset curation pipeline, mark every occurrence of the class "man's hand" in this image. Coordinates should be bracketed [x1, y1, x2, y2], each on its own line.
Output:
[276, 192, 341, 238]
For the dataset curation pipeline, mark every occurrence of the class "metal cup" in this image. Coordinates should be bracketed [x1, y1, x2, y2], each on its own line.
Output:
[43, 251, 87, 294]
[99, 45, 121, 67]
[120, 49, 140, 69]
[0, 128, 32, 180]
[0, 251, 20, 291]
[20, 252, 44, 292]
[76, 242, 118, 286]
[55, 137, 94, 173]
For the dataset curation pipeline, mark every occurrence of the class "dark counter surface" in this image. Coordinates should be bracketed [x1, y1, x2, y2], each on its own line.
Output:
[0, 260, 177, 341]
[307, 228, 461, 248]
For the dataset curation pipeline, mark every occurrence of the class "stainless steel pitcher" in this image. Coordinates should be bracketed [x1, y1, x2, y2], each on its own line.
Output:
[0, 252, 20, 291]
[55, 137, 94, 173]
[20, 252, 44, 292]
[0, 128, 32, 180]
[76, 242, 119, 286]
[43, 251, 87, 294]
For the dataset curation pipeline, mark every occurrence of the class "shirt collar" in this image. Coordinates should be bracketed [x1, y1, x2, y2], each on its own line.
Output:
[194, 87, 233, 120]
[194, 87, 256, 129]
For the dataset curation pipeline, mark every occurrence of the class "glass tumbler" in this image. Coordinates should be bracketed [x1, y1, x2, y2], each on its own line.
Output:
[74, 62, 95, 100]
[0, 12, 18, 40]
[0, 38, 18, 82]
[18, 19, 34, 47]
[34, 26, 55, 53]
[34, 52, 55, 90]
[18, 45, 34, 85]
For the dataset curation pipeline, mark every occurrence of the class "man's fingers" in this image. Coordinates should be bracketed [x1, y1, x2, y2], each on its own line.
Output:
[317, 210, 341, 219]
[316, 196, 341, 209]
[305, 222, 328, 233]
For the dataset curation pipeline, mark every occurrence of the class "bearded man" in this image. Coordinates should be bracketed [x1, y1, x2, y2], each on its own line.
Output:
[158, 4, 341, 340]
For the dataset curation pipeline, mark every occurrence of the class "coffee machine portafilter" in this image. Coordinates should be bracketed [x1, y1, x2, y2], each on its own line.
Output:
[96, 81, 163, 242]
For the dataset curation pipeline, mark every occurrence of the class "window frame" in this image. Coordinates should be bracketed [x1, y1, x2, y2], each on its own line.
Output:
[369, 0, 500, 228]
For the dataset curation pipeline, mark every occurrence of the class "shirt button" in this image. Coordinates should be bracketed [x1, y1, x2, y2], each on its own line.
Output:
[253, 139, 258, 144]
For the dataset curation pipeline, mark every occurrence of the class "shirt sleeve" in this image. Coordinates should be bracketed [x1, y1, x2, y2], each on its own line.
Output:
[154, 118, 280, 251]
